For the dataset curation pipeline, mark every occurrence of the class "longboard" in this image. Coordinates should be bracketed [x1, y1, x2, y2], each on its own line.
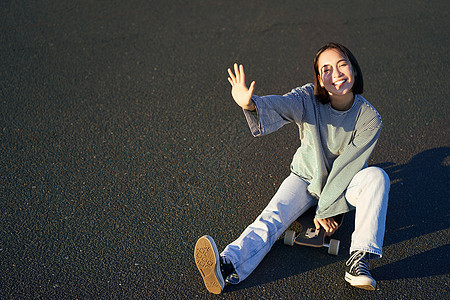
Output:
[284, 205, 344, 255]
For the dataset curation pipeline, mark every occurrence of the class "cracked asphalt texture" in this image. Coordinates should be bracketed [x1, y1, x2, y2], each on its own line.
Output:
[1, 0, 449, 298]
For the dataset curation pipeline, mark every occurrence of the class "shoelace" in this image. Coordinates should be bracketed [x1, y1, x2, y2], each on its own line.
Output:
[346, 250, 371, 275]
[221, 256, 232, 265]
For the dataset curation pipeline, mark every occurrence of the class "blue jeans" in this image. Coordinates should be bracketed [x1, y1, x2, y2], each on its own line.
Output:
[221, 167, 390, 283]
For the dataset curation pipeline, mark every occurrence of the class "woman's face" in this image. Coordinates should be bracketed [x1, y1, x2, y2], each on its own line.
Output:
[317, 48, 355, 102]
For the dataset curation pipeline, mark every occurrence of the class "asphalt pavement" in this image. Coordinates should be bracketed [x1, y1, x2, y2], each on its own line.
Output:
[1, 0, 449, 299]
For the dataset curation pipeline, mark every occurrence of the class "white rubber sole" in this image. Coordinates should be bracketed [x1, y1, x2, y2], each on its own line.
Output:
[194, 235, 225, 294]
[345, 272, 376, 290]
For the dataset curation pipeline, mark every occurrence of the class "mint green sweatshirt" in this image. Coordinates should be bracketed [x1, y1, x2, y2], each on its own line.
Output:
[243, 83, 382, 219]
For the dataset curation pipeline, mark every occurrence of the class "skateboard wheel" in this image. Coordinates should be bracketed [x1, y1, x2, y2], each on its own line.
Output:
[328, 239, 340, 255]
[284, 230, 296, 246]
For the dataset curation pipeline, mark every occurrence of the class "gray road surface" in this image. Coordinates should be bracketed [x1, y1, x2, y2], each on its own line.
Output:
[1, 0, 449, 299]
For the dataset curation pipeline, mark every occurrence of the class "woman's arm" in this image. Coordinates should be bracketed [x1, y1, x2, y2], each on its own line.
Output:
[316, 115, 382, 219]
[228, 65, 309, 137]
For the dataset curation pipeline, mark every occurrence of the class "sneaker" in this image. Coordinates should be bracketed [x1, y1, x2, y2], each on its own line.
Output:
[194, 236, 225, 294]
[345, 250, 376, 290]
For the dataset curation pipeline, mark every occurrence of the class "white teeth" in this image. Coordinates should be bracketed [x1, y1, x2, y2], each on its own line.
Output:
[333, 80, 346, 85]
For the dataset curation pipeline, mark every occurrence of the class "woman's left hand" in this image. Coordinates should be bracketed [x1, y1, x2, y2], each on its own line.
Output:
[313, 217, 339, 236]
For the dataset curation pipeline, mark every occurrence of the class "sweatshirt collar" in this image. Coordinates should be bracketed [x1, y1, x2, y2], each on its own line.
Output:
[329, 94, 359, 115]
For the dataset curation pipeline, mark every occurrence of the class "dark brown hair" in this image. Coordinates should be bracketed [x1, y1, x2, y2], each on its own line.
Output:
[313, 42, 364, 104]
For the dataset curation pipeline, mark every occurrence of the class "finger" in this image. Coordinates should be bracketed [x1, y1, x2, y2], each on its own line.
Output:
[234, 63, 240, 82]
[228, 68, 236, 83]
[327, 228, 336, 236]
[248, 81, 255, 94]
[320, 219, 330, 232]
[329, 221, 339, 236]
[313, 218, 320, 230]
[239, 64, 245, 84]
[330, 218, 338, 229]
[228, 77, 234, 86]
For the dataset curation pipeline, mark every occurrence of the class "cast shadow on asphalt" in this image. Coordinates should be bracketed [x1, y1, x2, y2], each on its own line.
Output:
[372, 146, 449, 281]
[224, 146, 449, 292]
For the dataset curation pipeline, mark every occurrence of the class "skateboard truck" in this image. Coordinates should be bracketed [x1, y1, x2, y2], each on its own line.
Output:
[305, 227, 320, 239]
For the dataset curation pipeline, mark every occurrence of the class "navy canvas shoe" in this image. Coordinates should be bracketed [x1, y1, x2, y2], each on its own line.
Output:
[345, 250, 376, 290]
[194, 236, 234, 294]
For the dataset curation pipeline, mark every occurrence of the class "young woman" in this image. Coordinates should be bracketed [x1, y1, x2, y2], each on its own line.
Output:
[194, 42, 390, 294]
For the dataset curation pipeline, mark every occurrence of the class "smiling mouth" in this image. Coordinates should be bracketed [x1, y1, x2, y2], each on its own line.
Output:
[333, 79, 346, 86]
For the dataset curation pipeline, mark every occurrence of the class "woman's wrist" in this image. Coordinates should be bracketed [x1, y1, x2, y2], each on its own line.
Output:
[244, 101, 256, 111]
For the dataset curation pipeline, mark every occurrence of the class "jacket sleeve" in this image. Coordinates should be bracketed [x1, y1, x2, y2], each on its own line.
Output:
[242, 87, 309, 137]
[315, 115, 382, 219]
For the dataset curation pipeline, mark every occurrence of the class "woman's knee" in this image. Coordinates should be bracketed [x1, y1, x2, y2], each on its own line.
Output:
[365, 166, 390, 190]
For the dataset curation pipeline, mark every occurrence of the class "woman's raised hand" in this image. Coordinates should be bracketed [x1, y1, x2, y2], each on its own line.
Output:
[227, 63, 256, 111]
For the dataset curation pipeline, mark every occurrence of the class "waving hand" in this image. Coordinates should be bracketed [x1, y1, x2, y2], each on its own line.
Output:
[227, 63, 256, 111]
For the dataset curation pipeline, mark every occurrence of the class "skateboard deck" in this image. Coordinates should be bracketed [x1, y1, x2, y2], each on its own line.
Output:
[284, 205, 344, 255]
